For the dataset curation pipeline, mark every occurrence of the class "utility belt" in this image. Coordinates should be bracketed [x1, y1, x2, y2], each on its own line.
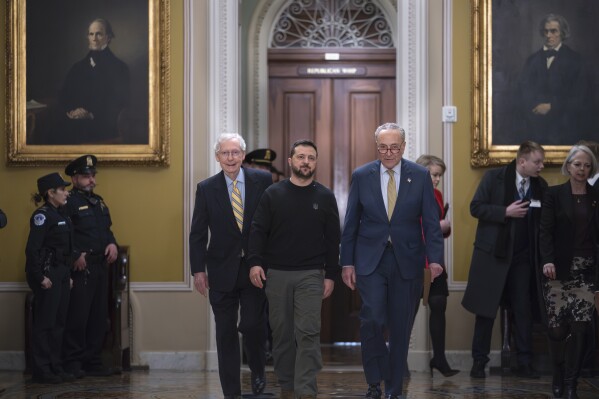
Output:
[85, 251, 106, 264]
[40, 249, 70, 275]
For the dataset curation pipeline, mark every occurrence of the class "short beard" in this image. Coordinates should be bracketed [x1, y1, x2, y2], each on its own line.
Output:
[291, 164, 314, 179]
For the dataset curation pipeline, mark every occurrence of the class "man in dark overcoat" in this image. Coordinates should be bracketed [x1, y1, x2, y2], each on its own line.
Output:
[462, 141, 548, 379]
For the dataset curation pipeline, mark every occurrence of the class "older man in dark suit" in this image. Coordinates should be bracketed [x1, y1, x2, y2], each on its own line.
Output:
[462, 141, 547, 379]
[340, 123, 444, 399]
[189, 133, 272, 398]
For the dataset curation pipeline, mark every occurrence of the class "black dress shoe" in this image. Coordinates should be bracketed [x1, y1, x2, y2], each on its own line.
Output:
[514, 364, 540, 379]
[385, 396, 400, 399]
[223, 396, 241, 399]
[32, 372, 62, 384]
[251, 372, 266, 395]
[470, 359, 486, 378]
[365, 383, 382, 399]
[84, 366, 114, 377]
[66, 368, 85, 379]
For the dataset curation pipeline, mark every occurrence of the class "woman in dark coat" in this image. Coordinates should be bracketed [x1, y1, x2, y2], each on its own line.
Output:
[25, 173, 74, 384]
[540, 145, 599, 399]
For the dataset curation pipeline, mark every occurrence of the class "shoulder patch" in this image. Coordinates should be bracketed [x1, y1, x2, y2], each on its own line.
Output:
[33, 213, 46, 226]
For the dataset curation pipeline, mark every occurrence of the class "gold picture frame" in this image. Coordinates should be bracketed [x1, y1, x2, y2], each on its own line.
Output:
[5, 0, 170, 166]
[471, 0, 597, 167]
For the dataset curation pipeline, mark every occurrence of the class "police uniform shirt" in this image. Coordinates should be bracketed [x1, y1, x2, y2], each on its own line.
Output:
[66, 189, 117, 257]
[25, 204, 73, 284]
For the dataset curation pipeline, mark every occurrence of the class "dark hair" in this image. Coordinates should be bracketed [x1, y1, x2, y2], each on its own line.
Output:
[539, 13, 570, 41]
[516, 141, 544, 160]
[31, 192, 47, 207]
[289, 139, 318, 158]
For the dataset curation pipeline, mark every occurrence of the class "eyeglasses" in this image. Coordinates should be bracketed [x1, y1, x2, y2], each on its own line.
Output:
[377, 143, 404, 154]
[569, 161, 591, 170]
[219, 150, 243, 158]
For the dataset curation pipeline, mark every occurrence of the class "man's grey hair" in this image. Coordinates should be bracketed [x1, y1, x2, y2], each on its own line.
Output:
[561, 145, 598, 177]
[539, 13, 570, 41]
[374, 123, 406, 142]
[89, 18, 115, 41]
[214, 133, 247, 154]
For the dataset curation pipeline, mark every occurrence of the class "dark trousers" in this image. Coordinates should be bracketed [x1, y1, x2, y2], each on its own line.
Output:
[472, 253, 533, 365]
[209, 262, 267, 396]
[27, 264, 71, 376]
[357, 247, 422, 396]
[63, 261, 108, 371]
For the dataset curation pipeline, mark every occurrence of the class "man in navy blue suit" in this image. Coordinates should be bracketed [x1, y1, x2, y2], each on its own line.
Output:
[340, 123, 444, 399]
[189, 133, 272, 398]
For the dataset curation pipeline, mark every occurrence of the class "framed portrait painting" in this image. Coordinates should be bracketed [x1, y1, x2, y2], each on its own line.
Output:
[5, 0, 170, 166]
[471, 0, 599, 166]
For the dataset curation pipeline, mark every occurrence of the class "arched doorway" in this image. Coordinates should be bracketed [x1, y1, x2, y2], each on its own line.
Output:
[266, 0, 396, 343]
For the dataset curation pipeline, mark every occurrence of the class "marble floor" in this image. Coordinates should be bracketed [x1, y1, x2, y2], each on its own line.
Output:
[1, 346, 598, 399]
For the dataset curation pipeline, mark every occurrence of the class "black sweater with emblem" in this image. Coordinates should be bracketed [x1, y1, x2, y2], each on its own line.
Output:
[248, 179, 341, 280]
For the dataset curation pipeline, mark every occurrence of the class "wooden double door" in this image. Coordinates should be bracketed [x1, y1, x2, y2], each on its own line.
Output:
[268, 48, 396, 342]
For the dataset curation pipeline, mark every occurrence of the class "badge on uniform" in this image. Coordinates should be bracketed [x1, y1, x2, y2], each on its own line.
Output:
[79, 205, 89, 210]
[33, 213, 46, 226]
[313, 203, 319, 210]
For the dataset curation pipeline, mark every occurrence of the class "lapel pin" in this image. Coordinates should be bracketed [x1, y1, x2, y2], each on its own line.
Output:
[407, 178, 412, 183]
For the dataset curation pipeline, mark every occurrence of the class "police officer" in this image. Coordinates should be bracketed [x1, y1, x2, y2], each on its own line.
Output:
[62, 155, 118, 377]
[245, 148, 284, 182]
[25, 172, 74, 384]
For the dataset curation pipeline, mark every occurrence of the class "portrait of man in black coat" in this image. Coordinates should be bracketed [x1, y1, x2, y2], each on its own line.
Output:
[56, 18, 130, 145]
[513, 13, 594, 145]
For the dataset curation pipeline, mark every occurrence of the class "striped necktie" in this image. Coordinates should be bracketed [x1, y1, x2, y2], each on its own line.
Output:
[387, 170, 397, 220]
[231, 180, 243, 231]
[519, 178, 526, 199]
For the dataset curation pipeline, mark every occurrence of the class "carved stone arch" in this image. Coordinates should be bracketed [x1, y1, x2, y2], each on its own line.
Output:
[246, 0, 398, 149]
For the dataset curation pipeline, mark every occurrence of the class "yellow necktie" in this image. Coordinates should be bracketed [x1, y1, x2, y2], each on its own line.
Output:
[387, 170, 397, 220]
[231, 180, 243, 231]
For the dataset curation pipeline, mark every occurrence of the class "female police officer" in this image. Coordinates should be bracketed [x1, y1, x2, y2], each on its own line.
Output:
[25, 172, 74, 384]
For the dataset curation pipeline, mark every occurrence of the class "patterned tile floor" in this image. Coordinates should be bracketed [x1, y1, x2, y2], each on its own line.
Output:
[0, 346, 598, 398]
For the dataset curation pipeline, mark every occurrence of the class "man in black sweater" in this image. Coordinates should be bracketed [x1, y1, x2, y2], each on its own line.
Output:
[248, 139, 340, 399]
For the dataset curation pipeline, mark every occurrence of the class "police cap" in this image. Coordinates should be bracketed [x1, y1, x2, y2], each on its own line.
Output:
[65, 154, 97, 176]
[245, 148, 276, 166]
[37, 172, 71, 194]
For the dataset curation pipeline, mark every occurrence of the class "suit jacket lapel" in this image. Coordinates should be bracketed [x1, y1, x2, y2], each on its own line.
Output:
[559, 182, 574, 223]
[368, 160, 387, 220]
[242, 168, 258, 233]
[394, 160, 413, 219]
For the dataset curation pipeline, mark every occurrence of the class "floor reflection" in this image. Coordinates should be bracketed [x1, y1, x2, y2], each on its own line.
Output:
[0, 345, 597, 398]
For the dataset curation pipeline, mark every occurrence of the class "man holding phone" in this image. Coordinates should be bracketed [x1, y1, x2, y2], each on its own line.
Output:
[462, 141, 547, 379]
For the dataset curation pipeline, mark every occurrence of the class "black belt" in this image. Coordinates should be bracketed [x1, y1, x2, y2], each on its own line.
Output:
[86, 252, 105, 263]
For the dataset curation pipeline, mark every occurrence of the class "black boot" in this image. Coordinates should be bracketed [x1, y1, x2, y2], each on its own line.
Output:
[563, 325, 587, 399]
[428, 296, 459, 377]
[548, 338, 565, 398]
